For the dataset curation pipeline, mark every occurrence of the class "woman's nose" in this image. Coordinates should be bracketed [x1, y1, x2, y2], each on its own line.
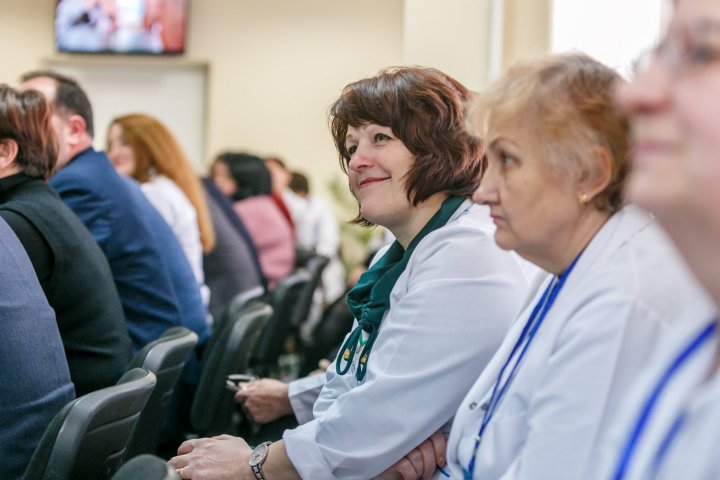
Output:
[473, 171, 499, 205]
[615, 58, 672, 116]
[348, 144, 373, 171]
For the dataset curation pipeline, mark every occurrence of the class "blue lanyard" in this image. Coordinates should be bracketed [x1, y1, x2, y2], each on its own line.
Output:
[463, 254, 583, 480]
[611, 320, 717, 480]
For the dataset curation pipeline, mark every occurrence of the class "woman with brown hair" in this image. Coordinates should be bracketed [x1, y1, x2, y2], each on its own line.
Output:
[107, 113, 215, 308]
[169, 66, 533, 480]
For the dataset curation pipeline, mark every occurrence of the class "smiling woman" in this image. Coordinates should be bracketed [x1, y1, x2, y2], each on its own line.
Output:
[169, 66, 534, 480]
[344, 123, 419, 245]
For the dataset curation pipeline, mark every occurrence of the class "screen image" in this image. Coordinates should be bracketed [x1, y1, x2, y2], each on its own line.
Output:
[55, 0, 187, 54]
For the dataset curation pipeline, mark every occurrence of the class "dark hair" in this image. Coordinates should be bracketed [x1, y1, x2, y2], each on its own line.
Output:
[265, 156, 287, 170]
[289, 171, 309, 195]
[214, 152, 272, 200]
[21, 70, 95, 137]
[0, 85, 58, 179]
[466, 53, 630, 213]
[330, 66, 484, 225]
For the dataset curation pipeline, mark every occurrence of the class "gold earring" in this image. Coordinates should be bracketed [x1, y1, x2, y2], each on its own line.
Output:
[578, 193, 589, 205]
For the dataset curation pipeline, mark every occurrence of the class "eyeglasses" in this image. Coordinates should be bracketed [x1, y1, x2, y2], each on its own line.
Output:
[633, 22, 720, 78]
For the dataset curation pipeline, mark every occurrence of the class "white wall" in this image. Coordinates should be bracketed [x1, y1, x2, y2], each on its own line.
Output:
[551, 0, 671, 77]
[44, 58, 208, 169]
[403, 0, 493, 90]
[0, 0, 405, 202]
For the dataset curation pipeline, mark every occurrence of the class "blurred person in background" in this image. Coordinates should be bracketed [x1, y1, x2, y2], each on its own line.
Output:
[19, 69, 209, 444]
[0, 84, 130, 396]
[201, 177, 266, 322]
[264, 155, 297, 233]
[211, 152, 295, 289]
[287, 170, 345, 304]
[19, 69, 209, 352]
[107, 112, 215, 315]
[594, 0, 720, 478]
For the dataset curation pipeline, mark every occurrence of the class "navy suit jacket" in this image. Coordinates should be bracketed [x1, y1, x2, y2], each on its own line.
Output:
[49, 147, 210, 351]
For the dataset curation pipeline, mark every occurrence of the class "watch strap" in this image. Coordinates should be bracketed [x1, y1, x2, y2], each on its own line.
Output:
[249, 441, 272, 480]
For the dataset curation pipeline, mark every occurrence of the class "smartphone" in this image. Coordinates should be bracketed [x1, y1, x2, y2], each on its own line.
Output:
[225, 373, 258, 392]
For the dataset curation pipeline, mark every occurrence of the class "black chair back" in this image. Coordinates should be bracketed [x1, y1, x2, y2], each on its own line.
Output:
[23, 368, 156, 480]
[111, 454, 179, 480]
[290, 255, 330, 329]
[252, 270, 312, 375]
[125, 327, 198, 458]
[212, 285, 267, 339]
[190, 300, 273, 436]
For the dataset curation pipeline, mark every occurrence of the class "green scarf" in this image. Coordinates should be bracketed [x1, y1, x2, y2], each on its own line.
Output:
[337, 196, 465, 381]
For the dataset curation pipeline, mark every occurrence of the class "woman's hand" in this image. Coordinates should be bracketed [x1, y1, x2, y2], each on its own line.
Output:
[234, 378, 292, 424]
[375, 429, 448, 479]
[168, 435, 252, 480]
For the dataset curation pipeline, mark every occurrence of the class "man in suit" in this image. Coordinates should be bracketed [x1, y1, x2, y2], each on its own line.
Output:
[18, 70, 210, 352]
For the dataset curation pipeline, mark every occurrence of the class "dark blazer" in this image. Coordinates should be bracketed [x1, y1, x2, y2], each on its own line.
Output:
[0, 217, 74, 479]
[202, 179, 265, 320]
[0, 173, 132, 396]
[49, 148, 210, 352]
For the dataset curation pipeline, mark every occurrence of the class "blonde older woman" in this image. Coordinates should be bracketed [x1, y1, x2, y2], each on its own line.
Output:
[593, 0, 720, 478]
[429, 53, 712, 480]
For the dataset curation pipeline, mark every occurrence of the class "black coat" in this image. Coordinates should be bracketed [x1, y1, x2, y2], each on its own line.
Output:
[0, 173, 132, 396]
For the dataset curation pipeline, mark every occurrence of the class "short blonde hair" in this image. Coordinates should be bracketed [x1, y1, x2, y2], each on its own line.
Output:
[466, 53, 631, 213]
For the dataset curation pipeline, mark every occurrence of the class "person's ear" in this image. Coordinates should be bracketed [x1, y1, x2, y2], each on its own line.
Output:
[66, 114, 88, 147]
[0, 138, 19, 171]
[577, 146, 613, 205]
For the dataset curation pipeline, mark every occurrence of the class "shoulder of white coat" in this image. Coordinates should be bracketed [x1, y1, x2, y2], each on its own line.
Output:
[422, 201, 495, 246]
[571, 207, 712, 319]
[409, 202, 504, 268]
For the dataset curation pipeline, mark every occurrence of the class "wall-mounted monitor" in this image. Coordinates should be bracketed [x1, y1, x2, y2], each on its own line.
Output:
[55, 0, 188, 55]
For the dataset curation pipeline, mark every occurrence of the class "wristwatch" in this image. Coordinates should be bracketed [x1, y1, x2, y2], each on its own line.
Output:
[249, 441, 272, 480]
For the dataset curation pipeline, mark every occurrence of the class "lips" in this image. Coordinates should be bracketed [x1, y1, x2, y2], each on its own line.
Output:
[633, 139, 679, 168]
[358, 177, 390, 188]
[490, 212, 505, 225]
[634, 139, 676, 154]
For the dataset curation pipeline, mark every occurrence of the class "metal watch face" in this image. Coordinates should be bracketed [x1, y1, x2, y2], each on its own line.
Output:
[249, 442, 270, 467]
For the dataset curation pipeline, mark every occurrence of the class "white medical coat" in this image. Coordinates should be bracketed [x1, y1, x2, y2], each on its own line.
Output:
[595, 315, 718, 480]
[443, 206, 713, 480]
[282, 200, 536, 479]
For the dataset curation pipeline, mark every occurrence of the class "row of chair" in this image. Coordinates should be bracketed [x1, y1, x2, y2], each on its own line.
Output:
[185, 255, 330, 437]
[22, 322, 202, 480]
[22, 254, 329, 479]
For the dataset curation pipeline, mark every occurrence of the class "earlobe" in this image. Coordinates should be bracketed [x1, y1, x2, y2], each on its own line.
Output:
[579, 146, 614, 202]
[0, 139, 19, 170]
[66, 114, 88, 146]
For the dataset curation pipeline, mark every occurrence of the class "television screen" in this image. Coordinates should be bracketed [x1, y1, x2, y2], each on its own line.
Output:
[55, 0, 188, 54]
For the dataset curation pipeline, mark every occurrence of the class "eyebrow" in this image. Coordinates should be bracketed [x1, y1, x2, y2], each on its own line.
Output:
[695, 19, 720, 35]
[487, 136, 520, 150]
